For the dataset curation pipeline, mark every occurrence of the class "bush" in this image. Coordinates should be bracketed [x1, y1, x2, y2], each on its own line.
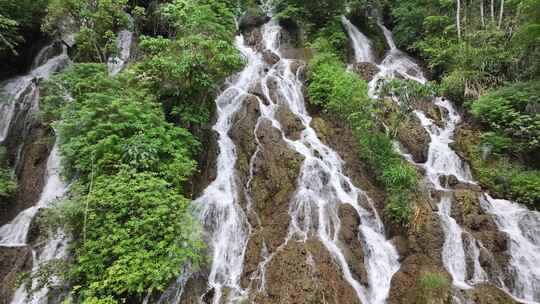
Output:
[43, 64, 199, 187]
[0, 147, 16, 199]
[471, 81, 540, 155]
[69, 169, 204, 302]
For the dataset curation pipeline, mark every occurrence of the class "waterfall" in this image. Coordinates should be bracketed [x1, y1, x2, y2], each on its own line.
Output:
[0, 44, 69, 144]
[0, 42, 71, 303]
[189, 14, 400, 304]
[343, 16, 540, 303]
[341, 16, 376, 63]
[107, 13, 134, 76]
[481, 195, 540, 303]
[193, 33, 260, 304]
[1, 143, 69, 304]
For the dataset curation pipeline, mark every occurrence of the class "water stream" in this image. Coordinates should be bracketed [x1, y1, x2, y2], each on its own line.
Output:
[343, 16, 540, 303]
[191, 13, 400, 304]
[0, 43, 71, 304]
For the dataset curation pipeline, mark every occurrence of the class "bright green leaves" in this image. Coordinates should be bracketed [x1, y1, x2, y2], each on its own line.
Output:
[0, 147, 16, 199]
[71, 169, 204, 302]
[44, 0, 129, 62]
[49, 64, 198, 187]
[471, 81, 540, 154]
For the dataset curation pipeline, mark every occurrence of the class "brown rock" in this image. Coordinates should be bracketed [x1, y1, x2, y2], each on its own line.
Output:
[352, 62, 381, 82]
[275, 105, 304, 140]
[262, 50, 280, 65]
[280, 48, 313, 62]
[396, 114, 431, 163]
[0, 246, 33, 303]
[338, 203, 369, 285]
[252, 238, 362, 304]
[462, 283, 519, 304]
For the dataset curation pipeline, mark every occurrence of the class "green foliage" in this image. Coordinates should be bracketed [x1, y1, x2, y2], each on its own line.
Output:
[44, 0, 129, 62]
[419, 272, 449, 290]
[45, 64, 198, 187]
[471, 81, 540, 154]
[307, 46, 417, 224]
[275, 0, 347, 33]
[0, 147, 16, 199]
[134, 0, 243, 128]
[0, 0, 49, 55]
[456, 128, 540, 206]
[69, 169, 204, 302]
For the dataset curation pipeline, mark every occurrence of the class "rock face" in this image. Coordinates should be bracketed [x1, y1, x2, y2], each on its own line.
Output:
[380, 98, 431, 164]
[0, 123, 51, 226]
[352, 62, 381, 82]
[252, 238, 362, 304]
[396, 114, 431, 163]
[0, 246, 33, 304]
[450, 189, 510, 282]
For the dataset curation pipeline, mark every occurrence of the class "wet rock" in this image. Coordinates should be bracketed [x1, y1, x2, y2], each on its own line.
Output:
[390, 235, 409, 261]
[280, 48, 313, 62]
[352, 62, 380, 82]
[462, 283, 519, 304]
[0, 245, 33, 303]
[275, 105, 304, 140]
[289, 60, 307, 81]
[396, 114, 431, 163]
[450, 189, 511, 280]
[231, 108, 304, 292]
[388, 255, 452, 304]
[0, 122, 52, 226]
[243, 28, 264, 52]
[309, 115, 386, 213]
[414, 99, 447, 127]
[238, 13, 270, 33]
[262, 50, 280, 65]
[252, 238, 361, 304]
[439, 174, 459, 188]
[338, 204, 369, 285]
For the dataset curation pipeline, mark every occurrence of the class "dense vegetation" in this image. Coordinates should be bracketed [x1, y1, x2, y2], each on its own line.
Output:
[0, 147, 16, 199]
[16, 0, 244, 303]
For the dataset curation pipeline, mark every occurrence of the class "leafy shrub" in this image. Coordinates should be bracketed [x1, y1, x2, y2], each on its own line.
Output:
[45, 64, 198, 187]
[69, 169, 204, 302]
[471, 81, 540, 154]
[0, 147, 16, 198]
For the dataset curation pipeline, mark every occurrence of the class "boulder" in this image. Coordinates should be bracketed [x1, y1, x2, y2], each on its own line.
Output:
[275, 105, 304, 140]
[396, 114, 431, 163]
[238, 13, 270, 33]
[262, 50, 280, 65]
[352, 62, 380, 82]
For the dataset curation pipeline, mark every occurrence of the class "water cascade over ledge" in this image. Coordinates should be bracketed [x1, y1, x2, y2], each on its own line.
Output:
[171, 13, 400, 304]
[343, 16, 540, 303]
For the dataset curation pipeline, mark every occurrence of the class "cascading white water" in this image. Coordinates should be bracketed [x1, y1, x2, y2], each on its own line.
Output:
[341, 16, 376, 63]
[0, 42, 71, 304]
[342, 16, 488, 290]
[0, 44, 69, 144]
[1, 142, 69, 304]
[194, 34, 261, 304]
[107, 13, 134, 76]
[481, 195, 540, 303]
[258, 19, 399, 304]
[344, 16, 540, 302]
[191, 14, 400, 304]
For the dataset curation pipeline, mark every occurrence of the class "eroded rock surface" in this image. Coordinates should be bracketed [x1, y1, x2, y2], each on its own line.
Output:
[0, 246, 32, 304]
